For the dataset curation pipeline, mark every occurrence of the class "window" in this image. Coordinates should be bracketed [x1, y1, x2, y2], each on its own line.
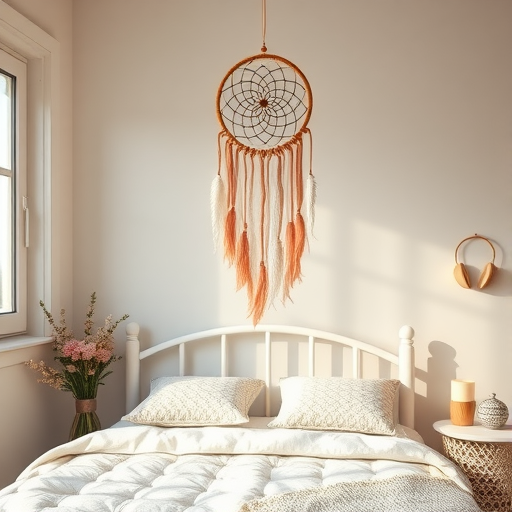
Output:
[0, 1, 61, 345]
[0, 48, 26, 337]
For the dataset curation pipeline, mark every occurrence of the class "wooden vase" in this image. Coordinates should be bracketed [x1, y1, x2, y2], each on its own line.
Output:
[450, 400, 476, 426]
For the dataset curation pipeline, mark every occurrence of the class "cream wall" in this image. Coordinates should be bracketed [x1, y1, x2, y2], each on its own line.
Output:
[0, 0, 511, 489]
[0, 0, 73, 488]
[72, 0, 512, 447]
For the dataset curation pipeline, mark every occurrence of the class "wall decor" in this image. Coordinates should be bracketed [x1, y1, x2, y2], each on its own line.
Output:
[453, 234, 497, 289]
[211, 0, 316, 325]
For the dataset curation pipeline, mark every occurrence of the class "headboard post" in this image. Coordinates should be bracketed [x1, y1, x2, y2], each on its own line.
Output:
[125, 322, 141, 414]
[398, 325, 415, 429]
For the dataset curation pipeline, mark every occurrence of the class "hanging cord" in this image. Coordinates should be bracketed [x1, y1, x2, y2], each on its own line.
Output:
[261, 0, 267, 53]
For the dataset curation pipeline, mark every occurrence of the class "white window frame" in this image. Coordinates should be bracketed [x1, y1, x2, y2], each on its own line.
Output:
[0, 1, 61, 345]
[0, 47, 27, 336]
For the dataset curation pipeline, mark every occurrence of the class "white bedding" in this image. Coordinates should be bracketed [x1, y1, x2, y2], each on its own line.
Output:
[0, 419, 477, 512]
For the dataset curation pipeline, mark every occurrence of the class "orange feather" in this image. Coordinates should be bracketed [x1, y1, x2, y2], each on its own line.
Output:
[250, 262, 268, 326]
[293, 211, 306, 282]
[236, 229, 253, 298]
[224, 206, 237, 266]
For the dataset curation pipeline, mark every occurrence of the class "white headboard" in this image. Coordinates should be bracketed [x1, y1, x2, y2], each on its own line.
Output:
[125, 324, 415, 429]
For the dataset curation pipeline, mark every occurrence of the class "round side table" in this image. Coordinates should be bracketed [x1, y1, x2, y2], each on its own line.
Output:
[433, 419, 512, 512]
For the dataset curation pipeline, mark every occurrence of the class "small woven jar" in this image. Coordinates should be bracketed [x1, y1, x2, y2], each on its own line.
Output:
[476, 393, 509, 429]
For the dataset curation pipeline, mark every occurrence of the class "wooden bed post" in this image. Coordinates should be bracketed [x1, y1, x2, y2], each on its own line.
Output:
[125, 322, 141, 414]
[398, 325, 415, 430]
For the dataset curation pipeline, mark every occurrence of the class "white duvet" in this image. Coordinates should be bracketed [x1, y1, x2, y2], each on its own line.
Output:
[0, 419, 476, 512]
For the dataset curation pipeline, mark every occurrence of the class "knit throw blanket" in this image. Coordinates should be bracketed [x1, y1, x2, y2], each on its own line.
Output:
[239, 474, 483, 512]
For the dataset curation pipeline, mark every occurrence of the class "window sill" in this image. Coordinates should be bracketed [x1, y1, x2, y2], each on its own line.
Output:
[0, 335, 53, 353]
[0, 335, 53, 370]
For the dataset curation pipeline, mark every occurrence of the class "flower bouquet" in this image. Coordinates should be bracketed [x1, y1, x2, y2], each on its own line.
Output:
[26, 292, 128, 440]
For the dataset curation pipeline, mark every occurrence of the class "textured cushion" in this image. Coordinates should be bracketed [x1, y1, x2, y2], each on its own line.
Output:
[123, 376, 265, 427]
[268, 377, 400, 435]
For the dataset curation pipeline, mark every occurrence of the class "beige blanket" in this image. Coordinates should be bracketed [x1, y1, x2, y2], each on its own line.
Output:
[239, 474, 483, 512]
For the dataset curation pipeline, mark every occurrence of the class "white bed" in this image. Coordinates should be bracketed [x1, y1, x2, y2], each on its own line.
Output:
[0, 324, 483, 512]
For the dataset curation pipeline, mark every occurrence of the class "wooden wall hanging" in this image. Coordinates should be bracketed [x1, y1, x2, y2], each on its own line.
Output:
[453, 234, 497, 289]
[211, 0, 316, 325]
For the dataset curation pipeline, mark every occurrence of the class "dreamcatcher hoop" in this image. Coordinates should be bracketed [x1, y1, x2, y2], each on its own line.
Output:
[211, 5, 316, 326]
[216, 53, 313, 150]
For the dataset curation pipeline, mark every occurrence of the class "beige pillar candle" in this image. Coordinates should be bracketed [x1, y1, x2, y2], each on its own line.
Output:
[451, 379, 475, 402]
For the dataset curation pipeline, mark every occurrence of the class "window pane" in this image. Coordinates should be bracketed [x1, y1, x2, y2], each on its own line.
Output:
[0, 48, 26, 336]
[0, 173, 13, 314]
[0, 73, 12, 170]
[0, 71, 14, 315]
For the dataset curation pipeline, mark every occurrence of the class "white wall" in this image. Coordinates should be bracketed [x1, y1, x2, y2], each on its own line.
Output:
[0, 0, 73, 488]
[0, 344, 72, 487]
[72, 0, 512, 448]
[0, 0, 510, 488]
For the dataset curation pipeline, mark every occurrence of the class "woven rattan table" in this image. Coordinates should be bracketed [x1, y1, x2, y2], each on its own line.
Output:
[434, 420, 512, 512]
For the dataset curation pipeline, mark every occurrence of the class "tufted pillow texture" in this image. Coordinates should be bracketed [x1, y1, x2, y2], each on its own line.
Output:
[268, 377, 400, 435]
[123, 376, 265, 427]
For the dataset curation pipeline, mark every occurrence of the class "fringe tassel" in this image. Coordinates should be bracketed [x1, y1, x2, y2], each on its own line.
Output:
[306, 172, 317, 239]
[246, 152, 258, 293]
[293, 211, 306, 282]
[236, 228, 253, 298]
[224, 206, 237, 266]
[214, 129, 316, 325]
[250, 152, 268, 319]
[250, 262, 268, 326]
[267, 154, 284, 306]
[267, 235, 283, 307]
[210, 174, 226, 252]
[283, 221, 296, 302]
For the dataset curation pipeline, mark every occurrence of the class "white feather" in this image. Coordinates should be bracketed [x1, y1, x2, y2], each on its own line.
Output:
[210, 174, 227, 252]
[266, 163, 284, 306]
[306, 173, 317, 239]
[267, 236, 284, 307]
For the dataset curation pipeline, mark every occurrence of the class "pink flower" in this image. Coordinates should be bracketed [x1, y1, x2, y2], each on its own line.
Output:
[95, 348, 112, 363]
[70, 342, 84, 361]
[66, 365, 77, 373]
[62, 339, 80, 358]
[64, 340, 97, 361]
[80, 342, 96, 361]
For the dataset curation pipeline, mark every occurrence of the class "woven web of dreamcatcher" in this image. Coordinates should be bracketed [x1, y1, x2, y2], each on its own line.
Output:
[218, 56, 310, 149]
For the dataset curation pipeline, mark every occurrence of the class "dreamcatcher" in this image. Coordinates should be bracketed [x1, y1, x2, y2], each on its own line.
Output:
[211, 0, 316, 325]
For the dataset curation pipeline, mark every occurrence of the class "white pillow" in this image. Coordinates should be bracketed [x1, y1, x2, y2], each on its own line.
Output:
[268, 377, 400, 435]
[123, 376, 265, 427]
